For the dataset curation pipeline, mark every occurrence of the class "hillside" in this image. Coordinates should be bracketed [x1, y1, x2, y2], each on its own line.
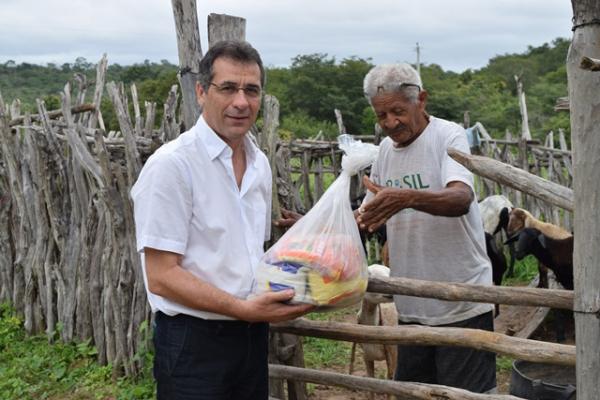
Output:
[0, 38, 570, 141]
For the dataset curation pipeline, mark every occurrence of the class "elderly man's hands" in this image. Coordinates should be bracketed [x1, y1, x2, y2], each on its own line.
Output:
[357, 176, 413, 232]
[274, 208, 303, 229]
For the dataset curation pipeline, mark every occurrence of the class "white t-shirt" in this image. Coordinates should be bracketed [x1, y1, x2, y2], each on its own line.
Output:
[131, 116, 272, 320]
[365, 116, 493, 325]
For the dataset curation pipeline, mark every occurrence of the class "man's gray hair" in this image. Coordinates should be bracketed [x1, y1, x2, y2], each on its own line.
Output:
[363, 63, 423, 104]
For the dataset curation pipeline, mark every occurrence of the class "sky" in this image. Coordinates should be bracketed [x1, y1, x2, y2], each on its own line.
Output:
[0, 0, 573, 72]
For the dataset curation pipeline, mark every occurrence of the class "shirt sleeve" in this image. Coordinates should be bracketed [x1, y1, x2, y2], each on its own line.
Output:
[131, 154, 192, 254]
[441, 127, 474, 190]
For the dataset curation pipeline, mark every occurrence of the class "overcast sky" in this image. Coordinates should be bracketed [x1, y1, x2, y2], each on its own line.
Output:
[0, 0, 573, 72]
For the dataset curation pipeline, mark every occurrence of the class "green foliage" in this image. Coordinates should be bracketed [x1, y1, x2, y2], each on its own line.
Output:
[266, 54, 373, 136]
[2, 38, 570, 143]
[0, 303, 155, 400]
[503, 255, 540, 286]
[496, 355, 514, 372]
[280, 110, 338, 139]
[0, 58, 178, 132]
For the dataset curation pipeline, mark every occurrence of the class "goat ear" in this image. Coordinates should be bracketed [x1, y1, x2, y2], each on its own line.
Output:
[496, 207, 509, 234]
[538, 234, 547, 249]
[504, 234, 519, 245]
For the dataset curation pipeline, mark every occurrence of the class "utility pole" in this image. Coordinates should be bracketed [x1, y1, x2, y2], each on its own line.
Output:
[415, 42, 421, 76]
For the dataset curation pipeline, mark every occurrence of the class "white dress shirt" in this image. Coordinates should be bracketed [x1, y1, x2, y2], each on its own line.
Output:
[131, 116, 272, 320]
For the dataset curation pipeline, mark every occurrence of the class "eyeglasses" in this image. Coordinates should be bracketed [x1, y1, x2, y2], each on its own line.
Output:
[209, 82, 262, 99]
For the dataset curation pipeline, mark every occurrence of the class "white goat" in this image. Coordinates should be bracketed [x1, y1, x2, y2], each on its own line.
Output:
[349, 264, 398, 393]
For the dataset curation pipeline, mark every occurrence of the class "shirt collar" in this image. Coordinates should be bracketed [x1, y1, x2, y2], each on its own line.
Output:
[195, 116, 258, 166]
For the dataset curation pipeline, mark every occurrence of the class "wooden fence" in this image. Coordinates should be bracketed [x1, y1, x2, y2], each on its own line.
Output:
[0, 59, 577, 398]
[470, 122, 573, 231]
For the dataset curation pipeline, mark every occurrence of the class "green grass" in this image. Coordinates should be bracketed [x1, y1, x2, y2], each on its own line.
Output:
[496, 355, 515, 372]
[0, 273, 531, 400]
[303, 307, 355, 369]
[0, 303, 154, 400]
[502, 255, 540, 286]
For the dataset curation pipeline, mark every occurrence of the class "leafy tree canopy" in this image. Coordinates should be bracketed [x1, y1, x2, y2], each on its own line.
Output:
[0, 37, 570, 141]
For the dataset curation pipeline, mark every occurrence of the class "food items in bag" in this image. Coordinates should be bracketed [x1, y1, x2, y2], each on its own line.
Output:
[255, 233, 368, 308]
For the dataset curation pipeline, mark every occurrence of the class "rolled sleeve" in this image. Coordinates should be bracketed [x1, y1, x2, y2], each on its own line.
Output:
[131, 154, 192, 255]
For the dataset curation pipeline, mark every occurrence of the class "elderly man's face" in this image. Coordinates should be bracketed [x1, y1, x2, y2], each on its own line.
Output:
[371, 90, 429, 147]
[196, 57, 262, 146]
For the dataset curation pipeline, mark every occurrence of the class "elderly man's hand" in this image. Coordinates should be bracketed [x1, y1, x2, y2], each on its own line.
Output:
[357, 176, 412, 232]
[274, 208, 303, 229]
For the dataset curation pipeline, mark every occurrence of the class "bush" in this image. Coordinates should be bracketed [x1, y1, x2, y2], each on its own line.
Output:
[281, 110, 338, 140]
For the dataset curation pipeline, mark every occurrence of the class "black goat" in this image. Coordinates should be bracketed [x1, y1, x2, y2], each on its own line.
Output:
[505, 228, 573, 290]
[505, 228, 574, 342]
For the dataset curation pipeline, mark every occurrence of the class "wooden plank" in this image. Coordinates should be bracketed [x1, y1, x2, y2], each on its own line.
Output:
[272, 318, 576, 366]
[207, 13, 246, 46]
[448, 148, 574, 211]
[9, 103, 95, 127]
[269, 365, 525, 400]
[368, 276, 573, 310]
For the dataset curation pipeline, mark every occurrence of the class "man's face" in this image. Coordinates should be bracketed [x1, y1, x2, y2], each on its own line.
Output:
[371, 90, 428, 147]
[196, 57, 262, 145]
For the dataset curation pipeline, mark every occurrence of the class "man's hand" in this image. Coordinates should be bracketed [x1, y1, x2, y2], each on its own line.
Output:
[242, 290, 315, 323]
[274, 208, 303, 229]
[357, 176, 413, 233]
[357, 177, 474, 231]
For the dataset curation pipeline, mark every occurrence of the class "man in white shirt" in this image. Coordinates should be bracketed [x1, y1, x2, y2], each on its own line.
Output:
[131, 40, 313, 400]
[357, 63, 496, 393]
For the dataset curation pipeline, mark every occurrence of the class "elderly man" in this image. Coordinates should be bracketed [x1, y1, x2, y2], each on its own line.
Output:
[357, 63, 496, 394]
[131, 40, 313, 400]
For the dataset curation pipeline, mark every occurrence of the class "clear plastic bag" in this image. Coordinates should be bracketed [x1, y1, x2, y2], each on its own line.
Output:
[254, 135, 379, 310]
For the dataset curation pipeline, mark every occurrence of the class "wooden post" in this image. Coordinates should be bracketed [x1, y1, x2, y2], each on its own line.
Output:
[171, 0, 202, 131]
[567, 1, 600, 399]
[334, 109, 347, 135]
[207, 13, 246, 46]
[515, 75, 532, 141]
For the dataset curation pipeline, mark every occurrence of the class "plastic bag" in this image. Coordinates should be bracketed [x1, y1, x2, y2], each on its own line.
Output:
[254, 134, 379, 310]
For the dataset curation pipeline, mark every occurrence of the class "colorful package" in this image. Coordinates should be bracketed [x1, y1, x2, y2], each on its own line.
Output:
[255, 135, 378, 310]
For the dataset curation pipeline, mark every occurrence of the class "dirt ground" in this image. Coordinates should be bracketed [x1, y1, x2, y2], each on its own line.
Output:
[303, 304, 575, 399]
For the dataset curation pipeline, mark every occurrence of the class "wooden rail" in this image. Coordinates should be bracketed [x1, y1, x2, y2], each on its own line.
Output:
[269, 365, 525, 400]
[448, 148, 574, 211]
[272, 318, 576, 366]
[368, 276, 574, 310]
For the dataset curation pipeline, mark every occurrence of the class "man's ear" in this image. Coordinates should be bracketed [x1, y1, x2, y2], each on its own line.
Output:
[195, 82, 206, 107]
[418, 90, 428, 105]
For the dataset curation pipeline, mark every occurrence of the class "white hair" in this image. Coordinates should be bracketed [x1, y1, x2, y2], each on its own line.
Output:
[363, 63, 423, 104]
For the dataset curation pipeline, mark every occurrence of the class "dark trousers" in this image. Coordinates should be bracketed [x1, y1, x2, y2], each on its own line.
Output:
[153, 311, 269, 400]
[394, 311, 497, 393]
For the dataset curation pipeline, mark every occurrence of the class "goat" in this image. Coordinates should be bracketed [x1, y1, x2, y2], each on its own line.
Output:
[479, 195, 513, 315]
[349, 264, 398, 397]
[505, 228, 574, 290]
[507, 208, 571, 240]
[506, 208, 571, 288]
[505, 227, 574, 342]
